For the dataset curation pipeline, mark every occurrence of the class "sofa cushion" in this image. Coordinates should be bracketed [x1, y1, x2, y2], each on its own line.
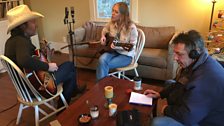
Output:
[83, 22, 104, 42]
[138, 48, 168, 68]
[95, 26, 104, 40]
[137, 26, 175, 49]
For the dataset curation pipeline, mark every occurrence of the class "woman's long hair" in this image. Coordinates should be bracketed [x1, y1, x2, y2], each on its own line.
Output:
[112, 2, 132, 31]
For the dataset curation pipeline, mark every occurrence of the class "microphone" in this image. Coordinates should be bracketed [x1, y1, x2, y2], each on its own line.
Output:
[71, 7, 75, 23]
[64, 7, 69, 24]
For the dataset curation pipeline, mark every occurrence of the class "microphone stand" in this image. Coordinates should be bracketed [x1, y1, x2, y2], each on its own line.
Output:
[64, 7, 75, 65]
[68, 22, 75, 65]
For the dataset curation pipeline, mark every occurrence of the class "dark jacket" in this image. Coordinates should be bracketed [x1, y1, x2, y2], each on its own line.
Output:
[4, 30, 48, 71]
[160, 52, 224, 126]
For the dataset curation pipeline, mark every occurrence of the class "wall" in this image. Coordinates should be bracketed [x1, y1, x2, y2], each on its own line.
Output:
[24, 0, 224, 44]
[0, 20, 10, 72]
[138, 0, 224, 36]
[24, 0, 90, 44]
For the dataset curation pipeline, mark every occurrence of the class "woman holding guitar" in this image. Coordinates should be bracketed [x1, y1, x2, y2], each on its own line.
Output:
[96, 2, 138, 81]
[4, 5, 85, 109]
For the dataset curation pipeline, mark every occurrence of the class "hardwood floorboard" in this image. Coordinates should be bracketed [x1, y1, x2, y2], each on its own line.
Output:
[0, 53, 164, 126]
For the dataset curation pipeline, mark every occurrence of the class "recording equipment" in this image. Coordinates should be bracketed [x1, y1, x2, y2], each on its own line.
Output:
[187, 30, 204, 59]
[71, 7, 75, 23]
[188, 38, 203, 59]
[64, 7, 69, 24]
[63, 6, 76, 65]
[189, 50, 200, 59]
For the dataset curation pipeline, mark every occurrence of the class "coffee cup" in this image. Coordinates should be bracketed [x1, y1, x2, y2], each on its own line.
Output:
[109, 103, 117, 117]
[90, 105, 99, 119]
[133, 76, 142, 90]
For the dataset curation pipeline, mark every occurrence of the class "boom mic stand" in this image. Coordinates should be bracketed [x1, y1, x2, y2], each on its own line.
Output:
[64, 7, 76, 65]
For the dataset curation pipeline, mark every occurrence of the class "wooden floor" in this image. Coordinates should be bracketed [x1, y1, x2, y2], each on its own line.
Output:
[0, 53, 165, 126]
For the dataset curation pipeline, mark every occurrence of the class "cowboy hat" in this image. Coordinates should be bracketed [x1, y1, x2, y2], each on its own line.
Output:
[7, 4, 44, 33]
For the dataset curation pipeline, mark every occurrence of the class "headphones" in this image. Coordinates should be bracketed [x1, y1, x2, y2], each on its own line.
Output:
[187, 31, 204, 59]
[189, 49, 200, 59]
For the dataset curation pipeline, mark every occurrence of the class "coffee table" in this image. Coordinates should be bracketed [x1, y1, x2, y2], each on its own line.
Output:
[56, 77, 162, 126]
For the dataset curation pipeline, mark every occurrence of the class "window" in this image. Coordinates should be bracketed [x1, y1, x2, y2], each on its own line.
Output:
[89, 0, 138, 23]
[97, 0, 130, 19]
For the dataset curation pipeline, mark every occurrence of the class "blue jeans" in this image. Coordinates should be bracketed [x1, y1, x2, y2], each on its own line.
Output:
[55, 61, 77, 104]
[96, 51, 132, 81]
[151, 116, 199, 126]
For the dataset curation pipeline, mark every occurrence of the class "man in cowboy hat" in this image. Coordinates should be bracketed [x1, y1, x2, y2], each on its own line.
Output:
[4, 5, 85, 108]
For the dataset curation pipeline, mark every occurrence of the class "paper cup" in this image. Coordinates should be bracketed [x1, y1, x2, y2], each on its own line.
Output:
[109, 103, 117, 117]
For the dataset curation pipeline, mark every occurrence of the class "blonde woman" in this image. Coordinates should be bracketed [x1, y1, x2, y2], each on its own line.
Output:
[96, 2, 138, 81]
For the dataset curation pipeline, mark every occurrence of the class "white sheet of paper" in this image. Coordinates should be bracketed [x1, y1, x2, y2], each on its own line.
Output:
[129, 92, 153, 106]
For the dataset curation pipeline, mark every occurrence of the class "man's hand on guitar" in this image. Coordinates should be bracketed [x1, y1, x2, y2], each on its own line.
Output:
[48, 63, 58, 72]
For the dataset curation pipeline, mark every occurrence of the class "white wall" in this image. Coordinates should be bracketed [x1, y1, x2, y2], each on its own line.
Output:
[0, 20, 10, 73]
[138, 0, 224, 36]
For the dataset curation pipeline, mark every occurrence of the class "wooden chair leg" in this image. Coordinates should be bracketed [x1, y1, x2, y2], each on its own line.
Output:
[134, 68, 139, 77]
[16, 104, 23, 125]
[34, 106, 39, 126]
[118, 72, 121, 79]
[60, 94, 68, 107]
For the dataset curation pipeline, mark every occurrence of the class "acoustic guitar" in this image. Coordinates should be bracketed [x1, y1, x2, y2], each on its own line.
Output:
[60, 33, 133, 52]
[24, 40, 57, 98]
[103, 33, 134, 52]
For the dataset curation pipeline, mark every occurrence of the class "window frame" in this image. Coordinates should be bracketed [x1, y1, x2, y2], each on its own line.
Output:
[89, 0, 138, 23]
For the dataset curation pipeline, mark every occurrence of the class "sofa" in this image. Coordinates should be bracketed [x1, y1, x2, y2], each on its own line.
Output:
[67, 21, 178, 80]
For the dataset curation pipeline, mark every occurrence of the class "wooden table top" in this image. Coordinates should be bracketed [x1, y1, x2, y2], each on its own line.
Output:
[56, 77, 162, 126]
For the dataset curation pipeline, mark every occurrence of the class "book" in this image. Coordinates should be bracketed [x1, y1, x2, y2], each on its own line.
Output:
[129, 92, 153, 106]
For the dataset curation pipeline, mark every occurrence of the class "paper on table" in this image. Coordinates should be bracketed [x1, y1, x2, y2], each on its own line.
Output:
[129, 92, 152, 106]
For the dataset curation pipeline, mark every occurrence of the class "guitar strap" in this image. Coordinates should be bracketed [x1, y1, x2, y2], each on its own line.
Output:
[75, 41, 102, 66]
[75, 51, 100, 66]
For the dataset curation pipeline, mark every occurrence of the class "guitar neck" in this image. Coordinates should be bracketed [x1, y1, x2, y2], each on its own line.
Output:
[114, 42, 131, 46]
[115, 42, 123, 46]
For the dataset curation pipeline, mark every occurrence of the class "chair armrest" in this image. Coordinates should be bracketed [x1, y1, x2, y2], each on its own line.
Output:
[67, 27, 85, 44]
[166, 32, 179, 79]
[168, 32, 179, 54]
[74, 27, 85, 43]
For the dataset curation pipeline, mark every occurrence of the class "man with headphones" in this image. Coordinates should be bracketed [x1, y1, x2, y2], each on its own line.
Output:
[144, 30, 224, 126]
